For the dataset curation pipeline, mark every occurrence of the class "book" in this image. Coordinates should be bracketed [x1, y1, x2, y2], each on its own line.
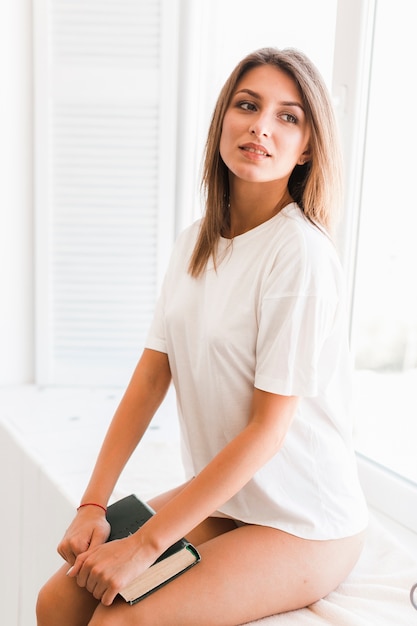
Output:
[106, 494, 201, 604]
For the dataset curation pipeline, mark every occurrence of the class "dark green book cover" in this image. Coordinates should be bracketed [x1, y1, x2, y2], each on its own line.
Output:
[106, 494, 200, 604]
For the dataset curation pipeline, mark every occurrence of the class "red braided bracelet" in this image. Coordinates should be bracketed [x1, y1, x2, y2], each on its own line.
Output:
[77, 502, 107, 514]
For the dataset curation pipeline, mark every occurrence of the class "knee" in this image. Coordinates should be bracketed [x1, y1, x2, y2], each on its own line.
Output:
[36, 572, 76, 626]
[36, 581, 54, 626]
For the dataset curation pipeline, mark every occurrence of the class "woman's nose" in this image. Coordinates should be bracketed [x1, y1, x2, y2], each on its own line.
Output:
[249, 114, 270, 138]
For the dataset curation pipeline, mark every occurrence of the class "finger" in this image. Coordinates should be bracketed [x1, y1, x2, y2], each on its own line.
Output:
[86, 571, 98, 595]
[90, 579, 111, 604]
[101, 584, 118, 606]
[88, 527, 108, 550]
[58, 538, 90, 563]
[66, 564, 77, 578]
[66, 553, 86, 580]
[57, 543, 69, 562]
[83, 567, 118, 606]
[58, 548, 76, 565]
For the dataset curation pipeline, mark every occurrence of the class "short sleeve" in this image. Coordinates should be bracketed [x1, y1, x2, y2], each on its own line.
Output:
[144, 237, 175, 355]
[255, 292, 338, 397]
[144, 287, 168, 354]
[254, 224, 341, 397]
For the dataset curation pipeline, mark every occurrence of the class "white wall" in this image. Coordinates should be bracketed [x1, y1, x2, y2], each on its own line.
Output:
[0, 1, 34, 384]
[0, 422, 73, 625]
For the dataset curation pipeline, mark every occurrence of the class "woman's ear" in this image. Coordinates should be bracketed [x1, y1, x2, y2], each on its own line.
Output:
[297, 148, 311, 166]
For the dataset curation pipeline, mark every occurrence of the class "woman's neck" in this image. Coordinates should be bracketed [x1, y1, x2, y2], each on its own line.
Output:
[226, 180, 292, 238]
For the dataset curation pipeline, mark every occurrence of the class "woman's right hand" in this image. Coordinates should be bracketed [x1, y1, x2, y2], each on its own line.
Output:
[57, 506, 111, 566]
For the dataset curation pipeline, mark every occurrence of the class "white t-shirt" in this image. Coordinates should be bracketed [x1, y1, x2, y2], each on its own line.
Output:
[145, 203, 368, 539]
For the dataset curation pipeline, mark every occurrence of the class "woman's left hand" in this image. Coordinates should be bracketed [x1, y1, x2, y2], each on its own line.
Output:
[67, 534, 156, 606]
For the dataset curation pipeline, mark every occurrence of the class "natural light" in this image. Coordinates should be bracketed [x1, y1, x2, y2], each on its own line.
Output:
[350, 0, 417, 485]
[1, 2, 417, 625]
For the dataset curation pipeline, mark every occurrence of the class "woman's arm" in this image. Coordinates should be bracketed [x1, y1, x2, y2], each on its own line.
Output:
[142, 389, 299, 553]
[80, 348, 172, 507]
[70, 388, 299, 604]
[58, 348, 171, 563]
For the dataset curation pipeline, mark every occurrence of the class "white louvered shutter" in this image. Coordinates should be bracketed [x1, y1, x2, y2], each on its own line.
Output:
[34, 0, 178, 385]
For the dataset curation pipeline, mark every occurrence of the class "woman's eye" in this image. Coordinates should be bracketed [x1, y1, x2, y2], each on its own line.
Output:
[281, 112, 298, 124]
[238, 101, 257, 112]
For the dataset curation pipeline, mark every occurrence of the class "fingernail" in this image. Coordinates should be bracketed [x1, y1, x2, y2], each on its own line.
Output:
[66, 566, 74, 576]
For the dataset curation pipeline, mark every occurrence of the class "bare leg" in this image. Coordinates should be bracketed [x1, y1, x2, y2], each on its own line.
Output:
[37, 481, 365, 626]
[36, 563, 99, 626]
[87, 524, 365, 626]
[36, 481, 234, 626]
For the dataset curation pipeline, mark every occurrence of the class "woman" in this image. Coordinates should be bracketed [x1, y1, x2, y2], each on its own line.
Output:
[37, 47, 368, 626]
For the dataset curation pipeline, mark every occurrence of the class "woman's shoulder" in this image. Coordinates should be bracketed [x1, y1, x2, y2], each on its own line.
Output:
[163, 219, 202, 278]
[170, 219, 202, 257]
[270, 204, 344, 296]
[279, 203, 330, 240]
[278, 203, 340, 265]
[176, 219, 202, 244]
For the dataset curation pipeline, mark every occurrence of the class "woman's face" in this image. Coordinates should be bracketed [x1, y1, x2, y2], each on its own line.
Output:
[219, 65, 311, 186]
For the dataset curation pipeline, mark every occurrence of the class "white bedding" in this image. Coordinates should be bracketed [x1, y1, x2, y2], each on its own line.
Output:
[247, 515, 417, 625]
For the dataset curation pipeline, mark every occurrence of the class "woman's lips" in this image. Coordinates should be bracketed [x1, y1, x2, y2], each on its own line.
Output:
[239, 142, 271, 157]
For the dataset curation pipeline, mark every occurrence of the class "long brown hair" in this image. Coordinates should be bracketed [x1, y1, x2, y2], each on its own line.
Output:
[188, 47, 343, 277]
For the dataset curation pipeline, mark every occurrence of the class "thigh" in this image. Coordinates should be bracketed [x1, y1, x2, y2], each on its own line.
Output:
[37, 483, 236, 626]
[36, 563, 99, 626]
[35, 485, 188, 626]
[88, 525, 366, 626]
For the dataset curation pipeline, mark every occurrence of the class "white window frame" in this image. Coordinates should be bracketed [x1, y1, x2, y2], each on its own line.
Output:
[333, 0, 417, 534]
[332, 0, 376, 305]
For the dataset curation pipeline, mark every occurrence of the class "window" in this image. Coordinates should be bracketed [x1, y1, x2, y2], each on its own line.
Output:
[349, 0, 417, 486]
[333, 0, 417, 533]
